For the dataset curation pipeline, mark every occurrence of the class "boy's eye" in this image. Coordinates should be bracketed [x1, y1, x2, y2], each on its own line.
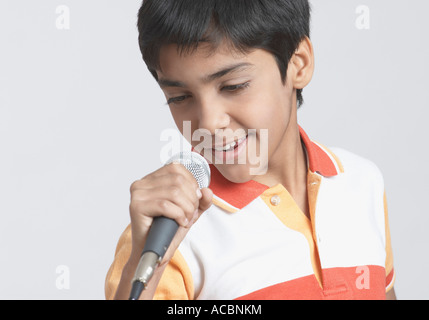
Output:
[166, 82, 250, 105]
[167, 95, 190, 105]
[221, 82, 250, 92]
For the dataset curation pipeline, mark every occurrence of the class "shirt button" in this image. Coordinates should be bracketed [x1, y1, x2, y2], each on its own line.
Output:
[270, 195, 281, 206]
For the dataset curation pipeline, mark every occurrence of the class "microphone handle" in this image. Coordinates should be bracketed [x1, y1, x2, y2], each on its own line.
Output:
[144, 216, 179, 258]
[129, 217, 179, 300]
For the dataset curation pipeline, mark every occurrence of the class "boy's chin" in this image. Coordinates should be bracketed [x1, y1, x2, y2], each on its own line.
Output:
[212, 163, 257, 184]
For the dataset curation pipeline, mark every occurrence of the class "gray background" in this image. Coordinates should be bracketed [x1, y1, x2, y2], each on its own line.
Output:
[0, 0, 427, 299]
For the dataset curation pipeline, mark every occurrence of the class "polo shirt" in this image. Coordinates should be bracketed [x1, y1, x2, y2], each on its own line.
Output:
[105, 127, 395, 300]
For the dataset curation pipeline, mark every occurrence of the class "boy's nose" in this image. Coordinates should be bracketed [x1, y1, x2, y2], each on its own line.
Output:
[197, 99, 230, 136]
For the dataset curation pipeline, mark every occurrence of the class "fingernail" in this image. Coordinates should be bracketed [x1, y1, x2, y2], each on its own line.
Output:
[196, 189, 202, 199]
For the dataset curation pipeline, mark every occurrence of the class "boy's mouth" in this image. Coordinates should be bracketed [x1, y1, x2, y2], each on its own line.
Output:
[207, 134, 249, 164]
[212, 135, 248, 152]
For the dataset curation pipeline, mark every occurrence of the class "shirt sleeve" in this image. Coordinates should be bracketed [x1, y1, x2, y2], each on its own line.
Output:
[105, 225, 132, 300]
[384, 192, 395, 292]
[153, 250, 194, 300]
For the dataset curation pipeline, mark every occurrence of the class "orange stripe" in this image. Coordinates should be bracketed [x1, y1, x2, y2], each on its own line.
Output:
[212, 197, 239, 213]
[260, 183, 323, 288]
[384, 192, 394, 276]
[154, 250, 194, 300]
[105, 225, 132, 300]
[315, 140, 344, 173]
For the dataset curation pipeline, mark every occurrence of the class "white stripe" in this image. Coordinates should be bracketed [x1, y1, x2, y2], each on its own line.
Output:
[314, 148, 386, 269]
[180, 198, 315, 299]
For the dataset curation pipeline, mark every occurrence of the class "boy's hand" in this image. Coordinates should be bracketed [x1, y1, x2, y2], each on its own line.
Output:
[115, 162, 213, 299]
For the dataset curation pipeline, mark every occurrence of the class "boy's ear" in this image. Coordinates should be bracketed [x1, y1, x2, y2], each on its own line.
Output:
[290, 37, 314, 90]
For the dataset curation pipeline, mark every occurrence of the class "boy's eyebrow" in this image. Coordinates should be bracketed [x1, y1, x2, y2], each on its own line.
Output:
[202, 62, 254, 83]
[158, 79, 186, 88]
[157, 62, 254, 88]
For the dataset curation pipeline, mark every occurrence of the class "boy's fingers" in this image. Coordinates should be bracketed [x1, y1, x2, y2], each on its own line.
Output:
[182, 188, 213, 228]
[198, 188, 213, 212]
[130, 198, 189, 227]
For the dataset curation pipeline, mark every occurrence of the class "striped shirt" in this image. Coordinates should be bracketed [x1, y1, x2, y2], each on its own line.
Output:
[105, 127, 395, 300]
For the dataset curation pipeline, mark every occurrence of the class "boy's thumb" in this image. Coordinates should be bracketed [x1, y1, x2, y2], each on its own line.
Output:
[199, 188, 213, 212]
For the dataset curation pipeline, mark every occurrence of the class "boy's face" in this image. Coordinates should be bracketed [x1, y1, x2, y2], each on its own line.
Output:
[157, 42, 298, 183]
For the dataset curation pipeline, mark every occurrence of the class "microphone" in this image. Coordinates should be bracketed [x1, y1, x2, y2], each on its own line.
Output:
[129, 151, 211, 300]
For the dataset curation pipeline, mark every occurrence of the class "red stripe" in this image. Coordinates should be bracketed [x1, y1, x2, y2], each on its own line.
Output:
[209, 164, 268, 210]
[235, 266, 386, 300]
[299, 126, 338, 177]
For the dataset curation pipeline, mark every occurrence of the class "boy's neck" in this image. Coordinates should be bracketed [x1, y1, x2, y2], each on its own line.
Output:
[252, 112, 309, 217]
[254, 123, 307, 190]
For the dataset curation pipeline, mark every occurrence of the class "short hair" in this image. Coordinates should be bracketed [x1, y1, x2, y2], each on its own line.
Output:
[137, 0, 311, 107]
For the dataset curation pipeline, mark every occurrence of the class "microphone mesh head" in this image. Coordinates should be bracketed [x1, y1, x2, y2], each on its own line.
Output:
[166, 151, 211, 189]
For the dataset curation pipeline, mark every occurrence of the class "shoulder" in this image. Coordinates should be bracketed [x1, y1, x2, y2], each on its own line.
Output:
[317, 146, 386, 213]
[329, 147, 385, 185]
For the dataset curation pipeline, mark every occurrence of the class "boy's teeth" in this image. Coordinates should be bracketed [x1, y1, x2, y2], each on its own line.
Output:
[215, 142, 235, 152]
[214, 136, 246, 152]
[226, 142, 236, 150]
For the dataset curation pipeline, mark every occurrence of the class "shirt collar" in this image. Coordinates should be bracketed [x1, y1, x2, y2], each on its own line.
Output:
[208, 126, 343, 211]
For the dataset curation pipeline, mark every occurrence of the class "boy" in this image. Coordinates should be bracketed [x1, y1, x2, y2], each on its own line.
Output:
[106, 0, 396, 300]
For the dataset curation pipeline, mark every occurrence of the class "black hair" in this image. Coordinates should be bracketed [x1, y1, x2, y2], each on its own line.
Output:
[137, 0, 311, 107]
